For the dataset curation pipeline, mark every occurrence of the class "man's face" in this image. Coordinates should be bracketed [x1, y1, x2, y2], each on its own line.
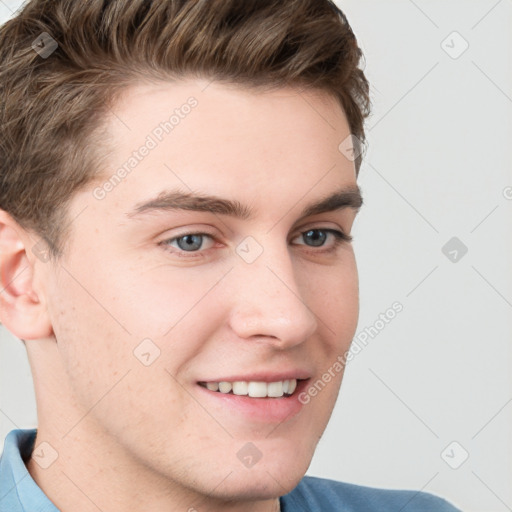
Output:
[39, 80, 360, 501]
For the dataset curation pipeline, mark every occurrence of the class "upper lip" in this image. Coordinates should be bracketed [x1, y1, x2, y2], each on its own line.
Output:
[198, 370, 312, 383]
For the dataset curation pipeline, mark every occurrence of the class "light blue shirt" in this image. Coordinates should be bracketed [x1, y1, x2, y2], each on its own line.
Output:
[1, 429, 461, 511]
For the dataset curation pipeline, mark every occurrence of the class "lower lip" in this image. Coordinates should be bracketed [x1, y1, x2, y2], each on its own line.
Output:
[195, 380, 309, 423]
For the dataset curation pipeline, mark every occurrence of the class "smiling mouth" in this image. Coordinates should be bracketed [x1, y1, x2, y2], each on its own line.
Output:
[198, 379, 299, 398]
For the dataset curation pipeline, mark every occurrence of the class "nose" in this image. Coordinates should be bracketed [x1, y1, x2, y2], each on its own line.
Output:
[227, 245, 318, 349]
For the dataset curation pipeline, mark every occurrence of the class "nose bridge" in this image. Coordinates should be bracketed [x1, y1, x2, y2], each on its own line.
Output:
[228, 241, 318, 346]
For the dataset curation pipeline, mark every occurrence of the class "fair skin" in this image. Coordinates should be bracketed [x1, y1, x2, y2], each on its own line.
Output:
[0, 79, 361, 512]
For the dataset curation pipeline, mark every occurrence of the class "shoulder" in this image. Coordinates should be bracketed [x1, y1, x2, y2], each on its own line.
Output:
[280, 475, 461, 512]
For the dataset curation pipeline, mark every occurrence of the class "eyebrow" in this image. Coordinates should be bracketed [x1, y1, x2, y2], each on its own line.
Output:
[126, 185, 363, 220]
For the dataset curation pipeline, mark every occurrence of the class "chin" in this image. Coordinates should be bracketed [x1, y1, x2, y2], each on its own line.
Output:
[231, 448, 312, 497]
[206, 467, 306, 502]
[172, 447, 312, 503]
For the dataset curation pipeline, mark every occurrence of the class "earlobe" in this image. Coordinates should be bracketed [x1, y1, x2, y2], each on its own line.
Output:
[0, 210, 54, 340]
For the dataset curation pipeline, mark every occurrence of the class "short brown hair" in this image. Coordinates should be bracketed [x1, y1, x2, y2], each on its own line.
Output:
[0, 0, 371, 259]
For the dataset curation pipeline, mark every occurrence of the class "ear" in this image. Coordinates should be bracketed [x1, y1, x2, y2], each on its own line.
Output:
[0, 209, 54, 340]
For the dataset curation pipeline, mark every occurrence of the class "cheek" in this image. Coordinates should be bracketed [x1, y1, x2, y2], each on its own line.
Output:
[304, 251, 359, 343]
[47, 246, 230, 377]
[45, 266, 199, 447]
[115, 257, 233, 340]
[295, 253, 358, 418]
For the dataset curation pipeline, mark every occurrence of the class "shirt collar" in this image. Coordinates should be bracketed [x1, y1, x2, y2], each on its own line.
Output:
[0, 429, 59, 512]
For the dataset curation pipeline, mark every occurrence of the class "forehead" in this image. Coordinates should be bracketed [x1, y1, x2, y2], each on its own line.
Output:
[103, 79, 351, 159]
[87, 80, 356, 220]
[108, 79, 347, 131]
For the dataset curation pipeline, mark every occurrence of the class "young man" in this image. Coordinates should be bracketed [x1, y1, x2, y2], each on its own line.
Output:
[0, 1, 461, 510]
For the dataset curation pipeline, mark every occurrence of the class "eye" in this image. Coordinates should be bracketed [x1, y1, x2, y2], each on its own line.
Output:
[292, 228, 352, 249]
[161, 233, 215, 253]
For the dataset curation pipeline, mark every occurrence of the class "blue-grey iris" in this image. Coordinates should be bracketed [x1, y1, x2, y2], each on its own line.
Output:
[303, 230, 326, 247]
[177, 234, 203, 251]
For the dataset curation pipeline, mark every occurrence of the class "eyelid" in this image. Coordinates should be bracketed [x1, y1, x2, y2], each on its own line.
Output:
[158, 230, 218, 254]
[291, 228, 352, 245]
[157, 225, 218, 243]
[158, 225, 352, 257]
[291, 221, 352, 239]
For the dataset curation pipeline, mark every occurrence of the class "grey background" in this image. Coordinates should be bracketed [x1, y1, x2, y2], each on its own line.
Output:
[1, 1, 511, 511]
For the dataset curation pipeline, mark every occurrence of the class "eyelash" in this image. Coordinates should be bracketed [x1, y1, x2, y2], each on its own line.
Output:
[159, 228, 353, 257]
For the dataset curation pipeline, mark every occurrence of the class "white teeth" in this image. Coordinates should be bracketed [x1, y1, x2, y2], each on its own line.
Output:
[201, 379, 298, 398]
[206, 382, 219, 391]
[267, 381, 284, 397]
[248, 381, 268, 398]
[232, 381, 248, 395]
[218, 381, 232, 393]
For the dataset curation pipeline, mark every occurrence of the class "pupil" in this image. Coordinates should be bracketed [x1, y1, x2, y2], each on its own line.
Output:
[305, 230, 326, 247]
[178, 235, 203, 251]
